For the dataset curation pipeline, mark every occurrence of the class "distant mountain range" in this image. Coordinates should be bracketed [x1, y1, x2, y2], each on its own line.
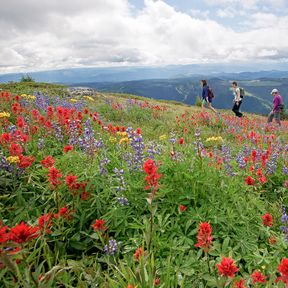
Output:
[0, 65, 287, 115]
[1, 65, 288, 83]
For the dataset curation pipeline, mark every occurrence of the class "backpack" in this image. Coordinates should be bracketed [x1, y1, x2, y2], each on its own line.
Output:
[279, 103, 285, 111]
[208, 87, 215, 98]
[239, 87, 245, 99]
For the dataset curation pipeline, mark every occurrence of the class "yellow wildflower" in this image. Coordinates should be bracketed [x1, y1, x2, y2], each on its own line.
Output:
[117, 132, 128, 137]
[119, 137, 130, 145]
[70, 99, 78, 103]
[109, 137, 117, 143]
[0, 112, 10, 118]
[21, 94, 36, 100]
[205, 136, 223, 143]
[6, 156, 20, 164]
[159, 134, 167, 141]
[83, 96, 95, 102]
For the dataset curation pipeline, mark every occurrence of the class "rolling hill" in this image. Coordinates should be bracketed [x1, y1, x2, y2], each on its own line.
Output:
[73, 77, 288, 115]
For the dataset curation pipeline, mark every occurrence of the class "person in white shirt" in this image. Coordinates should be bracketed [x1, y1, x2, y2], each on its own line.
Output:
[231, 81, 243, 118]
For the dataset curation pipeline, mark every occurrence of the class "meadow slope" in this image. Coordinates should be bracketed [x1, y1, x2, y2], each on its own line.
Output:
[0, 82, 288, 287]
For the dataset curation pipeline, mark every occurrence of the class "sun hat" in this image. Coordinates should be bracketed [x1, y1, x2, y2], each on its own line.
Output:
[271, 88, 279, 94]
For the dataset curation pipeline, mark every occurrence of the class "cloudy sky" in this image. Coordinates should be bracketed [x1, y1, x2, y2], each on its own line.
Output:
[1, 0, 288, 73]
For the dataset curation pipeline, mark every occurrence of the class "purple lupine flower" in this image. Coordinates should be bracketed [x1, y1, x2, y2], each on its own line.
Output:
[122, 152, 133, 171]
[104, 239, 119, 255]
[169, 134, 177, 144]
[281, 207, 288, 242]
[0, 156, 25, 177]
[266, 157, 278, 175]
[283, 167, 288, 175]
[113, 168, 127, 192]
[68, 120, 79, 146]
[0, 156, 14, 173]
[79, 119, 102, 156]
[125, 128, 145, 171]
[37, 138, 45, 150]
[19, 99, 30, 108]
[170, 151, 183, 162]
[126, 98, 133, 106]
[51, 95, 84, 111]
[8, 125, 17, 134]
[221, 144, 235, 176]
[146, 143, 161, 159]
[95, 138, 103, 149]
[194, 128, 201, 139]
[236, 152, 247, 169]
[35, 92, 50, 111]
[117, 197, 129, 206]
[104, 98, 113, 106]
[99, 158, 110, 175]
[52, 122, 64, 142]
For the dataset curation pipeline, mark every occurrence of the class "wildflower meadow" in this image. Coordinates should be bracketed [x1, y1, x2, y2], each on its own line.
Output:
[0, 82, 288, 287]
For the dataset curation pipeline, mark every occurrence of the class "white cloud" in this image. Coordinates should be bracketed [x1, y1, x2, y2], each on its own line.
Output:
[189, 9, 210, 18]
[0, 0, 288, 73]
[204, 0, 286, 10]
[204, 0, 258, 9]
[216, 7, 247, 18]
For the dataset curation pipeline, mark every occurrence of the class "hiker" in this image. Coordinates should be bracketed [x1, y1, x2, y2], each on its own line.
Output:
[201, 80, 217, 114]
[231, 81, 243, 118]
[267, 88, 283, 126]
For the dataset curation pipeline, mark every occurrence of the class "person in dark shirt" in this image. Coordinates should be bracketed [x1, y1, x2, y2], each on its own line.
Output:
[267, 88, 283, 126]
[201, 80, 217, 114]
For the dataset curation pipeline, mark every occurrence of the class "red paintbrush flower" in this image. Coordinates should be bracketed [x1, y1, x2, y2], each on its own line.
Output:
[0, 223, 9, 244]
[262, 213, 273, 227]
[65, 175, 78, 190]
[195, 222, 213, 252]
[216, 257, 239, 278]
[9, 222, 39, 243]
[245, 176, 255, 186]
[250, 271, 267, 284]
[134, 247, 143, 261]
[233, 279, 247, 288]
[0, 132, 11, 144]
[276, 258, 288, 285]
[18, 155, 35, 169]
[92, 219, 107, 232]
[9, 143, 22, 156]
[38, 213, 54, 230]
[154, 278, 160, 286]
[143, 159, 162, 194]
[40, 156, 55, 168]
[63, 145, 73, 153]
[179, 137, 184, 145]
[179, 205, 187, 212]
[48, 167, 62, 187]
[258, 175, 267, 184]
[54, 206, 72, 220]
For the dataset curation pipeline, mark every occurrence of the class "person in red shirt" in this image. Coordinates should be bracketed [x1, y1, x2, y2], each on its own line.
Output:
[267, 88, 283, 126]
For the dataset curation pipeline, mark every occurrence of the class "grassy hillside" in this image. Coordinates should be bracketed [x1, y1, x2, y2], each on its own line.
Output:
[79, 77, 288, 115]
[0, 82, 288, 287]
[0, 82, 67, 97]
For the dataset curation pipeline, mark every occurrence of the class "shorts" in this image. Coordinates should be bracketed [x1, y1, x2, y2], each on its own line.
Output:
[202, 98, 212, 105]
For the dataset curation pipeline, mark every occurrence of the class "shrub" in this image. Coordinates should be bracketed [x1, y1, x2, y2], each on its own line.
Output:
[20, 74, 35, 83]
